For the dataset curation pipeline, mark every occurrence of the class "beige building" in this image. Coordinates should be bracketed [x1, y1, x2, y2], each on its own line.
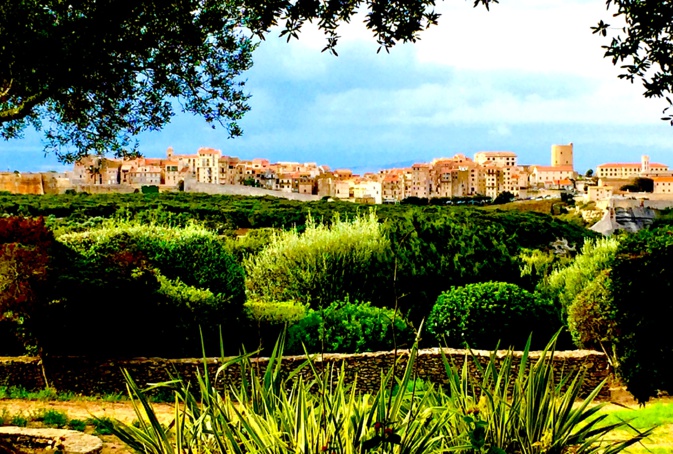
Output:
[353, 180, 382, 204]
[528, 165, 575, 188]
[596, 155, 668, 179]
[196, 148, 220, 184]
[652, 176, 673, 194]
[407, 163, 429, 198]
[474, 151, 517, 168]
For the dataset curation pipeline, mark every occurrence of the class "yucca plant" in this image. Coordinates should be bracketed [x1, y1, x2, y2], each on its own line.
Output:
[439, 333, 654, 454]
[108, 333, 652, 454]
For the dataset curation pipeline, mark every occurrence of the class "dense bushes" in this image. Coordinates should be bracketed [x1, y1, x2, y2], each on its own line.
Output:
[611, 227, 673, 403]
[0, 217, 56, 355]
[46, 221, 246, 357]
[245, 212, 393, 307]
[567, 269, 617, 353]
[0, 193, 601, 358]
[386, 210, 522, 321]
[286, 299, 415, 354]
[427, 282, 561, 350]
[542, 237, 620, 311]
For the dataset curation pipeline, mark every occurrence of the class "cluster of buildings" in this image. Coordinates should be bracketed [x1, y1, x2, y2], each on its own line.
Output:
[6, 142, 670, 206]
[69, 144, 579, 203]
[587, 155, 673, 201]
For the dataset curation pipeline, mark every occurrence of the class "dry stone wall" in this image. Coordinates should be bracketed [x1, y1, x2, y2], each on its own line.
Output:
[0, 348, 610, 399]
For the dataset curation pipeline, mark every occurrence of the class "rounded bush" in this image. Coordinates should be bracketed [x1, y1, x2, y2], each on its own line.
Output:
[286, 299, 415, 354]
[427, 281, 560, 350]
[567, 269, 617, 351]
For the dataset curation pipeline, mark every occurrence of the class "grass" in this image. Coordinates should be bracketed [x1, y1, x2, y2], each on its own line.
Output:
[0, 385, 126, 402]
[599, 402, 673, 453]
[30, 408, 69, 428]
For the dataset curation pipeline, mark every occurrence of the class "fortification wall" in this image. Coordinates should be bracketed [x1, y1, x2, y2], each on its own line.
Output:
[0, 348, 610, 399]
[185, 180, 321, 201]
[0, 173, 44, 195]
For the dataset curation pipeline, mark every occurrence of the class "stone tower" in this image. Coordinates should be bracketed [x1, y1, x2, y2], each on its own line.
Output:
[641, 155, 650, 174]
[551, 143, 573, 168]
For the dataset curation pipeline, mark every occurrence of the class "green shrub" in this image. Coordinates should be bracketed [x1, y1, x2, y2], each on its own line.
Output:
[68, 419, 87, 431]
[32, 409, 69, 428]
[567, 269, 618, 353]
[384, 209, 522, 322]
[52, 221, 246, 356]
[244, 300, 308, 353]
[542, 236, 620, 312]
[286, 298, 415, 354]
[427, 281, 561, 350]
[611, 227, 673, 403]
[58, 220, 245, 303]
[245, 212, 393, 308]
[11, 413, 28, 428]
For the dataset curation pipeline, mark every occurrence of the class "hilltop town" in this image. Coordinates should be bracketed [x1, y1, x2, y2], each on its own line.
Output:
[2, 143, 673, 209]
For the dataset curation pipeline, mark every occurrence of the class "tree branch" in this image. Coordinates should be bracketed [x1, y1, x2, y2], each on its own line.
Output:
[0, 91, 49, 124]
[0, 79, 12, 99]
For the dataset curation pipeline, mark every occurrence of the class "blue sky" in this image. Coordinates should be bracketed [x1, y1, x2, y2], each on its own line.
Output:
[2, 0, 673, 174]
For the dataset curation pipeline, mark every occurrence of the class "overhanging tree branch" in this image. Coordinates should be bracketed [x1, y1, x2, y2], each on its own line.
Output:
[0, 91, 49, 123]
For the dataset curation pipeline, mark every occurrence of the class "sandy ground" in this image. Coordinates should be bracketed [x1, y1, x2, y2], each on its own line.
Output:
[0, 399, 175, 454]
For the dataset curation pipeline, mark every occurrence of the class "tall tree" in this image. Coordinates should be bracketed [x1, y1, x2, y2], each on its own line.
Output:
[0, 0, 255, 161]
[593, 1, 673, 122]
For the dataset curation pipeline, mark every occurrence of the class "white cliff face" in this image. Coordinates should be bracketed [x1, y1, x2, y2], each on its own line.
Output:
[591, 199, 656, 235]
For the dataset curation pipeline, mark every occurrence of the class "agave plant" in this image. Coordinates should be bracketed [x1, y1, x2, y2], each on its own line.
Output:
[108, 333, 652, 454]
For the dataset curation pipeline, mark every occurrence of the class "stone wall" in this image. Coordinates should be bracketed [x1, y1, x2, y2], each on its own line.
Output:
[0, 173, 45, 195]
[0, 348, 610, 399]
[184, 179, 321, 201]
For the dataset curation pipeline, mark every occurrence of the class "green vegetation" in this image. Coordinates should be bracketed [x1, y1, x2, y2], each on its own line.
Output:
[541, 237, 620, 311]
[108, 335, 650, 454]
[245, 212, 392, 308]
[427, 282, 560, 350]
[24, 191, 673, 405]
[286, 299, 414, 354]
[45, 220, 245, 357]
[611, 227, 673, 404]
[31, 408, 69, 428]
[567, 269, 617, 353]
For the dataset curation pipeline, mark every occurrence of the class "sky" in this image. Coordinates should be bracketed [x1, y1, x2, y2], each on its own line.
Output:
[2, 0, 673, 174]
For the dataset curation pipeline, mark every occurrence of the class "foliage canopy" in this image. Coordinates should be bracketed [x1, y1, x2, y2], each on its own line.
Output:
[6, 0, 673, 159]
[611, 226, 673, 404]
[0, 0, 255, 160]
[427, 281, 560, 350]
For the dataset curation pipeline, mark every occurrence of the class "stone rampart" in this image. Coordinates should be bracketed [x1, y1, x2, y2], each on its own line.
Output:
[0, 173, 45, 195]
[0, 348, 610, 399]
[185, 179, 321, 201]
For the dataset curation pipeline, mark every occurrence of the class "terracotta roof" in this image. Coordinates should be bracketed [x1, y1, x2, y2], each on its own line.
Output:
[197, 148, 220, 155]
[597, 162, 667, 168]
[475, 151, 517, 156]
[652, 176, 673, 182]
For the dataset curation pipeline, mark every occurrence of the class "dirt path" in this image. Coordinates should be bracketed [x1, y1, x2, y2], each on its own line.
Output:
[0, 399, 175, 454]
